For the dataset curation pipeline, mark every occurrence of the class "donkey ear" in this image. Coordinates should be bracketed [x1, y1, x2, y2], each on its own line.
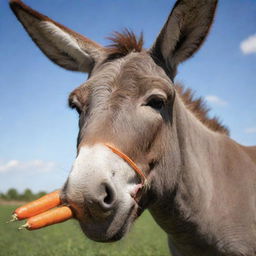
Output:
[150, 0, 218, 79]
[9, 0, 105, 73]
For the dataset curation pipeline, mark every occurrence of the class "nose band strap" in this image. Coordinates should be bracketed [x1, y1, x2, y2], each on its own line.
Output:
[105, 143, 147, 186]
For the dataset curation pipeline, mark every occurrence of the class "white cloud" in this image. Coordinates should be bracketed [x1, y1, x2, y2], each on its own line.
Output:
[205, 95, 227, 106]
[0, 159, 56, 173]
[240, 34, 256, 55]
[244, 127, 256, 134]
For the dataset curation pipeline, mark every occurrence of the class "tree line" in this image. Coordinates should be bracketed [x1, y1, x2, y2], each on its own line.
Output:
[0, 188, 46, 201]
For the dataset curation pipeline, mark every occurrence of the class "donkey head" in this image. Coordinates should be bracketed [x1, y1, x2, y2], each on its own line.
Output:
[10, 0, 217, 242]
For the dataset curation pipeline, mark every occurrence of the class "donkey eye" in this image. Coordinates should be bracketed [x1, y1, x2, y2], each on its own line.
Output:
[74, 106, 82, 115]
[146, 96, 165, 111]
[70, 102, 82, 115]
[69, 97, 82, 115]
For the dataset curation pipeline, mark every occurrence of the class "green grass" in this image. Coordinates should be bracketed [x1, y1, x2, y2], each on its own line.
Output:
[0, 204, 169, 256]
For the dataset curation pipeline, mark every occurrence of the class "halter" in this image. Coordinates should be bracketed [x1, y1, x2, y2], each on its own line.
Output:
[105, 143, 147, 186]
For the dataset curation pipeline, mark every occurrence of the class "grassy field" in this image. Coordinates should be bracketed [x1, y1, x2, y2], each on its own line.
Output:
[0, 204, 169, 256]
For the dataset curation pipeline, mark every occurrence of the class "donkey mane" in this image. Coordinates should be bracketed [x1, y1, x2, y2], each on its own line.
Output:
[106, 30, 229, 136]
[106, 29, 144, 61]
[175, 84, 229, 135]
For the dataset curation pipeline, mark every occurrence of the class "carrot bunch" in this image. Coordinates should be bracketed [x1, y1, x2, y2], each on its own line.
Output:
[10, 190, 73, 230]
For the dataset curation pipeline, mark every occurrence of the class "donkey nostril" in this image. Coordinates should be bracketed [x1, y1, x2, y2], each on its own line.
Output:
[100, 183, 116, 210]
[103, 185, 112, 204]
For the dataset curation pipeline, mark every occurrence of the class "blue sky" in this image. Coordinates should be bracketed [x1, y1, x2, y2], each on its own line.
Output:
[0, 0, 255, 193]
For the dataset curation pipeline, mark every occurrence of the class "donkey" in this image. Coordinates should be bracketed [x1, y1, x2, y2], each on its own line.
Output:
[10, 0, 256, 255]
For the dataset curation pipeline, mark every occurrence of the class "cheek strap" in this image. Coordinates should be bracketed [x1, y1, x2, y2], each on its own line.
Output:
[105, 143, 147, 186]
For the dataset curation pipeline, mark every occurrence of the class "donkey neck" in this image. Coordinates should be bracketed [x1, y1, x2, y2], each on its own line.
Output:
[149, 93, 256, 255]
[173, 93, 223, 218]
[149, 93, 226, 238]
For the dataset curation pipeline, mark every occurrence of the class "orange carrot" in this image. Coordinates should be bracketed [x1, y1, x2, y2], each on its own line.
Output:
[19, 206, 73, 230]
[11, 190, 61, 221]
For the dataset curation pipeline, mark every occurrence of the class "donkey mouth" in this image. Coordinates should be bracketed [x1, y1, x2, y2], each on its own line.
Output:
[78, 201, 139, 242]
[77, 184, 145, 243]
